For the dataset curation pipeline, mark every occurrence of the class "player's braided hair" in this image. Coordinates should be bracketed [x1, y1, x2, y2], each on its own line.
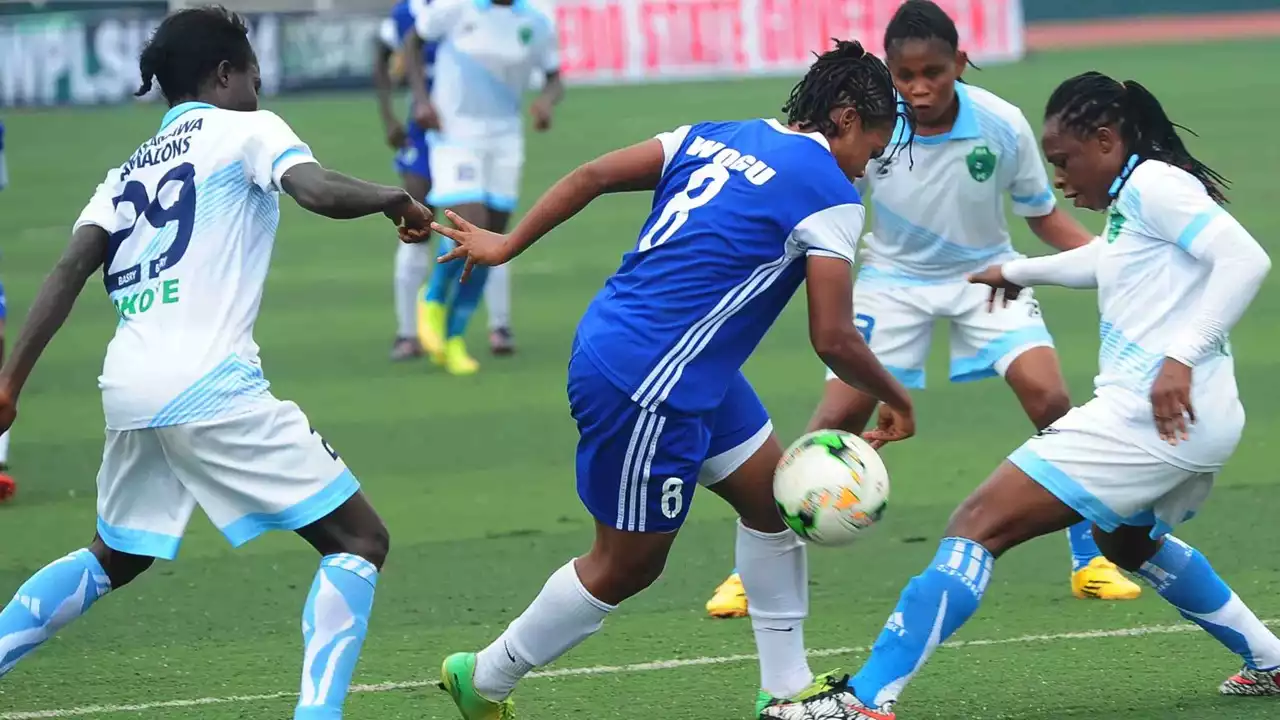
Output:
[136, 5, 255, 105]
[1045, 71, 1228, 204]
[783, 39, 914, 159]
[884, 0, 960, 56]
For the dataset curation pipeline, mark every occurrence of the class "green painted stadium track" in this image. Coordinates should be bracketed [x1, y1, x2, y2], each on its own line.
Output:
[2, 40, 1279, 719]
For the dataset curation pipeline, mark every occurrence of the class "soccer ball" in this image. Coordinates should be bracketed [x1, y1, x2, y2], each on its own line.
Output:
[773, 430, 890, 546]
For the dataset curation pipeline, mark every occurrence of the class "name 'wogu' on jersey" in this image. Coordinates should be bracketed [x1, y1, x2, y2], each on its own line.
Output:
[73, 103, 316, 431]
[574, 119, 866, 414]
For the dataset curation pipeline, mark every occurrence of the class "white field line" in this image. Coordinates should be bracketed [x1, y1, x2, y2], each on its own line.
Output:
[0, 618, 1254, 719]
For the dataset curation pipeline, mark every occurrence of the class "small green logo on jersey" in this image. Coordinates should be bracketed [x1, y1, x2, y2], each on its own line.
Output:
[518, 24, 533, 45]
[966, 145, 996, 182]
[1105, 208, 1126, 243]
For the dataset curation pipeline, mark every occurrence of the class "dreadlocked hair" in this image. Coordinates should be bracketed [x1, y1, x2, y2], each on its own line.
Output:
[1045, 71, 1228, 204]
[783, 39, 914, 159]
[136, 5, 255, 104]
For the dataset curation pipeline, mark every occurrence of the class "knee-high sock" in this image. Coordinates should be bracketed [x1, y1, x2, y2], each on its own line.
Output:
[425, 240, 462, 306]
[850, 537, 993, 708]
[447, 264, 490, 339]
[736, 522, 813, 698]
[0, 549, 111, 677]
[394, 242, 431, 338]
[485, 263, 511, 331]
[1137, 535, 1280, 670]
[1066, 520, 1102, 571]
[295, 553, 379, 719]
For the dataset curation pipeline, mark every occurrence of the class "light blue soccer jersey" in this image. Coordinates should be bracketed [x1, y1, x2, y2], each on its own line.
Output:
[860, 84, 1056, 284]
[574, 119, 866, 414]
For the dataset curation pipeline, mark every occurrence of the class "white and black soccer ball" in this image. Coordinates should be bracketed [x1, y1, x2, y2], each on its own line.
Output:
[773, 430, 890, 546]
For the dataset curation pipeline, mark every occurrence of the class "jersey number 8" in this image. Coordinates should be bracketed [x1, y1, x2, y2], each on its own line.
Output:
[104, 162, 197, 293]
[638, 163, 730, 252]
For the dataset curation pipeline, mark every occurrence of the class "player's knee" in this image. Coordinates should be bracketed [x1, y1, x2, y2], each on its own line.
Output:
[347, 518, 390, 570]
[1092, 525, 1158, 572]
[1024, 385, 1072, 430]
[89, 537, 154, 588]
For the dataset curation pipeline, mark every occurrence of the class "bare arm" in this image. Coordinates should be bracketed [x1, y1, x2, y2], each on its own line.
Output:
[1025, 207, 1094, 252]
[403, 32, 435, 124]
[806, 257, 912, 413]
[371, 37, 402, 140]
[538, 70, 565, 107]
[502, 139, 665, 258]
[281, 162, 413, 220]
[0, 226, 107, 399]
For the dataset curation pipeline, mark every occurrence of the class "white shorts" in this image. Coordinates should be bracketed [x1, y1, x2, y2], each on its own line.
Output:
[1008, 399, 1216, 539]
[826, 278, 1053, 388]
[96, 399, 358, 560]
[427, 132, 523, 213]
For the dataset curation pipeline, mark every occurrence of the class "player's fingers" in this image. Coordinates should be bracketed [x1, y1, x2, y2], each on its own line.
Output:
[445, 209, 475, 231]
[460, 258, 476, 284]
[1184, 395, 1197, 425]
[436, 245, 465, 263]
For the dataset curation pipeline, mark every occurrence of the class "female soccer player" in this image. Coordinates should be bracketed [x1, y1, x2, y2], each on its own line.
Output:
[404, 0, 563, 375]
[705, 0, 1139, 621]
[374, 0, 439, 361]
[430, 41, 916, 719]
[764, 71, 1279, 720]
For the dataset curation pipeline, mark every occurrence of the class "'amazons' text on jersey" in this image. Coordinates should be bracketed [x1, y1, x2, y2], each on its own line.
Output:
[574, 119, 865, 414]
[74, 103, 316, 430]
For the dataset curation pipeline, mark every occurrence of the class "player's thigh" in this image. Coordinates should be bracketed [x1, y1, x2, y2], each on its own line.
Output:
[1005, 400, 1210, 548]
[394, 120, 433, 202]
[482, 134, 524, 221]
[157, 399, 364, 552]
[949, 282, 1055, 385]
[701, 374, 785, 533]
[850, 279, 935, 389]
[426, 138, 487, 210]
[568, 348, 706, 536]
[96, 427, 197, 561]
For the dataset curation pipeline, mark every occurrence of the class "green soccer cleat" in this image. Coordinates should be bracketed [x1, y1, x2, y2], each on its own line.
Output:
[755, 669, 847, 717]
[438, 652, 516, 720]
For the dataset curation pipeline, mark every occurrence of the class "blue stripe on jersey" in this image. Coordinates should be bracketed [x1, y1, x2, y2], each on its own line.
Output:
[574, 119, 861, 414]
[872, 199, 1010, 269]
[148, 353, 272, 427]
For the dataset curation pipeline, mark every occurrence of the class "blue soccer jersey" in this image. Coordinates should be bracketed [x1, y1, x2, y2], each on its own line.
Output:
[574, 119, 866, 415]
[569, 119, 867, 533]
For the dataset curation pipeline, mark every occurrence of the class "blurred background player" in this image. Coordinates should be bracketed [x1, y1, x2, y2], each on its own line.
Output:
[428, 40, 916, 720]
[405, 0, 563, 375]
[0, 8, 430, 717]
[764, 70, 1278, 720]
[705, 0, 1140, 621]
[0, 116, 12, 501]
[375, 0, 440, 361]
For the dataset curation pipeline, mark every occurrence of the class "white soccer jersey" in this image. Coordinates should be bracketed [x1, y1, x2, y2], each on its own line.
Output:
[74, 102, 316, 431]
[412, 0, 559, 141]
[860, 84, 1056, 284]
[1090, 161, 1245, 469]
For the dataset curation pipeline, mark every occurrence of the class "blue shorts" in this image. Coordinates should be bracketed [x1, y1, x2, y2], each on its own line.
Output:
[0, 280, 7, 321]
[568, 347, 773, 533]
[393, 119, 432, 181]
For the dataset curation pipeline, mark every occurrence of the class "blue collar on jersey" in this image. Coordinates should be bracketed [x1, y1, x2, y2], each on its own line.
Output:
[159, 101, 215, 131]
[901, 83, 981, 146]
[1108, 153, 1141, 198]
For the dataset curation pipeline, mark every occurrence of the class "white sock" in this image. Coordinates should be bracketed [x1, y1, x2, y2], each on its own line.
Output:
[484, 263, 511, 331]
[473, 560, 614, 701]
[736, 521, 813, 698]
[0, 431, 10, 467]
[394, 242, 430, 338]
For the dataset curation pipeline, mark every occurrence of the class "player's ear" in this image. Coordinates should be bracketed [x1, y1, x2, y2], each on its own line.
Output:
[1095, 125, 1117, 157]
[215, 60, 234, 89]
[954, 50, 968, 79]
[834, 107, 860, 137]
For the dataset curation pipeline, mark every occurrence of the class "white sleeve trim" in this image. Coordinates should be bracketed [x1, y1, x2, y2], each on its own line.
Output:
[789, 203, 865, 265]
[654, 125, 691, 175]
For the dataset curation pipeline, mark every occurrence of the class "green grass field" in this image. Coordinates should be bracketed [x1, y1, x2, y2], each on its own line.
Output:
[2, 39, 1280, 720]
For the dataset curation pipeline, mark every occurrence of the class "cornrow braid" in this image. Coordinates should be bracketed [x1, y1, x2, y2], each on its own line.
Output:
[883, 0, 977, 75]
[1045, 71, 1228, 204]
[783, 39, 915, 160]
[136, 5, 254, 104]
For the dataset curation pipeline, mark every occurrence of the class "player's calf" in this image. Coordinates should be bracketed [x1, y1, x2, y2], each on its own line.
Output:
[89, 536, 155, 588]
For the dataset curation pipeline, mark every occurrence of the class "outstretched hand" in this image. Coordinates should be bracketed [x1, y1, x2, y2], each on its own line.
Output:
[968, 265, 1024, 312]
[862, 402, 915, 450]
[433, 209, 515, 283]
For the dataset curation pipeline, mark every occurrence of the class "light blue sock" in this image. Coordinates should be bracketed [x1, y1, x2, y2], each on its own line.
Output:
[1066, 520, 1101, 571]
[447, 264, 490, 339]
[1137, 536, 1280, 670]
[424, 239, 461, 305]
[295, 553, 379, 720]
[849, 537, 993, 709]
[0, 549, 111, 677]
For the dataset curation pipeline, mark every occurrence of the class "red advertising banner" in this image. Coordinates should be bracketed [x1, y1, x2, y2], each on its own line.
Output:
[555, 0, 1024, 84]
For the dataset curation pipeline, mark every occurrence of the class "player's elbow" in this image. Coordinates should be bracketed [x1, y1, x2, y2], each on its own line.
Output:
[810, 324, 856, 367]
